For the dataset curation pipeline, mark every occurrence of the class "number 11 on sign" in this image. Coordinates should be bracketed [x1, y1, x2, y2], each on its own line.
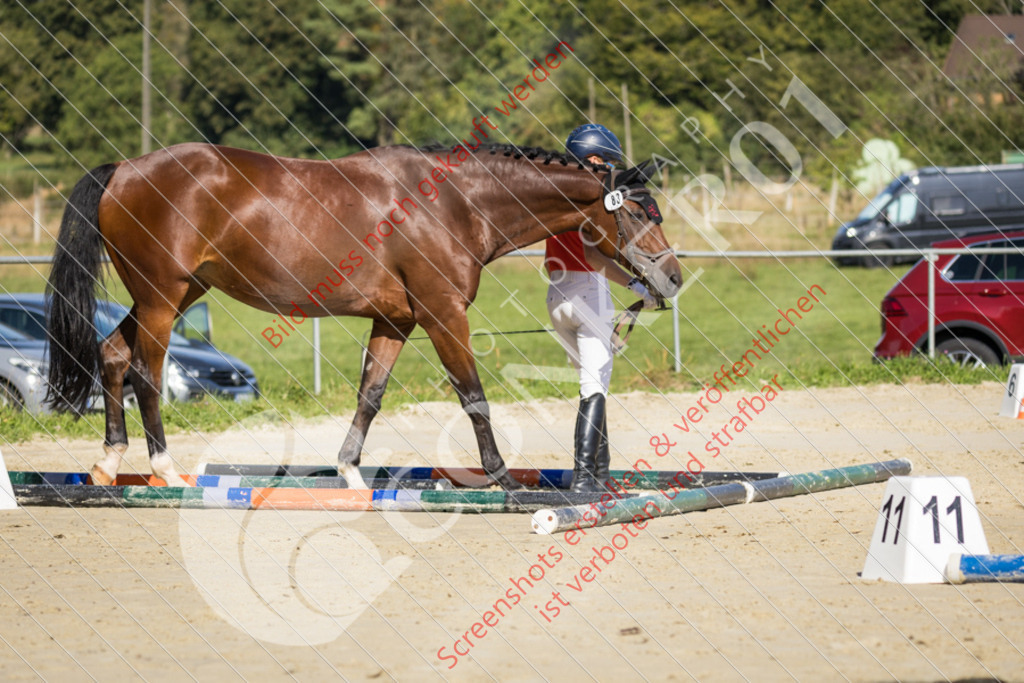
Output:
[863, 477, 988, 584]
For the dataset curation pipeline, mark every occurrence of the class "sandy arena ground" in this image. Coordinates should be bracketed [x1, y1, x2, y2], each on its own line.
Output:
[2, 382, 1023, 681]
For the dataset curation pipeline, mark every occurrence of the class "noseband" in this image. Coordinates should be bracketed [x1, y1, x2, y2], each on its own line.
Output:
[601, 171, 673, 282]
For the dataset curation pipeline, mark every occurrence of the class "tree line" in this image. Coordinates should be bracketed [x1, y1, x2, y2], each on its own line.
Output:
[2, 0, 1022, 194]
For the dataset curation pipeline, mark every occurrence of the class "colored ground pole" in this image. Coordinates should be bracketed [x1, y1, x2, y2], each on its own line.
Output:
[747, 459, 911, 501]
[531, 458, 913, 535]
[197, 464, 783, 490]
[945, 554, 1024, 584]
[7, 472, 451, 490]
[11, 484, 635, 513]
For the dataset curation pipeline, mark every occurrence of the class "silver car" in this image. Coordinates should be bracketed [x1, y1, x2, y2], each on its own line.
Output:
[0, 321, 49, 412]
[0, 294, 259, 405]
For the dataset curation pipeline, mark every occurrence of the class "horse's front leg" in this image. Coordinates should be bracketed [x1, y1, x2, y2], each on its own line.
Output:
[337, 319, 415, 488]
[418, 309, 522, 490]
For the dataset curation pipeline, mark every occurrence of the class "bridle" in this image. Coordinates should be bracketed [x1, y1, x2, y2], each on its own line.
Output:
[601, 170, 674, 283]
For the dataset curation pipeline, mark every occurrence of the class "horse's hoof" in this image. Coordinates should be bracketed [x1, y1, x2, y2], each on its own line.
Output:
[339, 463, 369, 490]
[161, 473, 190, 487]
[150, 452, 189, 487]
[90, 465, 116, 486]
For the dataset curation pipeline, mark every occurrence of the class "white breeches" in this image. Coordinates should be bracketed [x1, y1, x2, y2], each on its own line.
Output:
[546, 271, 614, 398]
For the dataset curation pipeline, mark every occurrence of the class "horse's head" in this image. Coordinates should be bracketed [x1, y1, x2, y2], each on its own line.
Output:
[584, 160, 683, 299]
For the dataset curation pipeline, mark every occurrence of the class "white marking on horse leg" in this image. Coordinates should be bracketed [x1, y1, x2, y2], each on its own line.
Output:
[151, 451, 188, 487]
[339, 463, 368, 490]
[91, 443, 127, 485]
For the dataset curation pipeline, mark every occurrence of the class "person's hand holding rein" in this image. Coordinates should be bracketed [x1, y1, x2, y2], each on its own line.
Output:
[627, 277, 659, 310]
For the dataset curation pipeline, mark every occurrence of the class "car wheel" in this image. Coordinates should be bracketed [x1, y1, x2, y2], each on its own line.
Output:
[935, 338, 1000, 368]
[0, 381, 25, 411]
[862, 241, 894, 269]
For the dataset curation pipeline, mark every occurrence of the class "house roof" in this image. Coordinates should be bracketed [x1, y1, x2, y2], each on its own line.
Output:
[943, 14, 1024, 80]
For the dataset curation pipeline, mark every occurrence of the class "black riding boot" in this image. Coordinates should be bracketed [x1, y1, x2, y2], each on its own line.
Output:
[595, 410, 610, 488]
[571, 393, 606, 493]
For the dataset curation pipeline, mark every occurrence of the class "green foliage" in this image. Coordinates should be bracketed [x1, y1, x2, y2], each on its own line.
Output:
[55, 34, 192, 167]
[2, 0, 1023, 194]
[183, 2, 357, 157]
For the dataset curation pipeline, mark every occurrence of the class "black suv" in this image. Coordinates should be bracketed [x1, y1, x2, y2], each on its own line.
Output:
[833, 164, 1024, 267]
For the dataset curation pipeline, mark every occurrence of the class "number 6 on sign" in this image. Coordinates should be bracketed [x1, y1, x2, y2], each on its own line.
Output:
[862, 477, 988, 584]
[999, 364, 1024, 418]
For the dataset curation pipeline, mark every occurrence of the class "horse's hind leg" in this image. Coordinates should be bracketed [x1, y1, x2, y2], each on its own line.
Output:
[124, 301, 189, 487]
[337, 319, 415, 488]
[90, 314, 137, 485]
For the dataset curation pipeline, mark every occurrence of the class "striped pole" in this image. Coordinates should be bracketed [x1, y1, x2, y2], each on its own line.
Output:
[945, 554, 1024, 584]
[7, 472, 452, 490]
[197, 464, 784, 490]
[12, 483, 639, 513]
[531, 458, 913, 535]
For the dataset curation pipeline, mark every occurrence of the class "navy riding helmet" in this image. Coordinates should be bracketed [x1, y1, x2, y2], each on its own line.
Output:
[566, 123, 622, 164]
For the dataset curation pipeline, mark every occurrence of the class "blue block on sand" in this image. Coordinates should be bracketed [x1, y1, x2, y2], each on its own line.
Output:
[946, 554, 1024, 583]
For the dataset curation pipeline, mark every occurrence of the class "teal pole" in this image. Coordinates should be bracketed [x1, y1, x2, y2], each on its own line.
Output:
[531, 458, 913, 535]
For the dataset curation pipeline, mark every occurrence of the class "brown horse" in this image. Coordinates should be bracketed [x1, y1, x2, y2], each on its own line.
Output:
[46, 143, 682, 488]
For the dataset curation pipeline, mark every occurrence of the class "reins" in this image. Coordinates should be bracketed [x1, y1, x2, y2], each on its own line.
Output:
[407, 328, 551, 341]
[611, 300, 645, 355]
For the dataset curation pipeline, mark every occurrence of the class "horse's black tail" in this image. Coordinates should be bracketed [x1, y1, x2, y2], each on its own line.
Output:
[45, 163, 118, 415]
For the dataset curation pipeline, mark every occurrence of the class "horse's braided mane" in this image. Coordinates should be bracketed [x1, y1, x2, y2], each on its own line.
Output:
[410, 142, 608, 172]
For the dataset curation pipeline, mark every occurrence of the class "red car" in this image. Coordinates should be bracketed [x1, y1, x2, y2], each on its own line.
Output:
[874, 231, 1024, 366]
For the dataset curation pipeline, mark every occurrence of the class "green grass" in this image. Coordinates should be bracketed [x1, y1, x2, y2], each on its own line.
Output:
[0, 257, 1002, 444]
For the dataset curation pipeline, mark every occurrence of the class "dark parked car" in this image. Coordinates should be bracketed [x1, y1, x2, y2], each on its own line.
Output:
[0, 294, 259, 404]
[874, 231, 1024, 367]
[834, 164, 1024, 267]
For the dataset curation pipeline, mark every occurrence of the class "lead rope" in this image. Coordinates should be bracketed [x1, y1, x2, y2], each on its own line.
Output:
[610, 300, 645, 355]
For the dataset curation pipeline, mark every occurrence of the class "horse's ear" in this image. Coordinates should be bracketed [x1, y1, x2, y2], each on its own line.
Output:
[617, 160, 658, 187]
[615, 165, 640, 186]
[635, 160, 659, 185]
[649, 156, 672, 174]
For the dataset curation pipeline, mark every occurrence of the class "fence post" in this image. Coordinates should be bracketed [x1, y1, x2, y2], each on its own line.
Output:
[313, 318, 322, 395]
[926, 250, 937, 359]
[33, 180, 44, 245]
[672, 292, 681, 373]
[621, 83, 633, 163]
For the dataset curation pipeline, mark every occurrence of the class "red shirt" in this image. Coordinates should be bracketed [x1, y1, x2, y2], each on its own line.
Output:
[544, 231, 594, 273]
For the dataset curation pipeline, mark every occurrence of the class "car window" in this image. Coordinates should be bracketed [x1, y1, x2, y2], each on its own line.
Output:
[931, 194, 966, 216]
[0, 321, 33, 343]
[979, 242, 1024, 281]
[886, 193, 918, 225]
[997, 185, 1024, 208]
[0, 299, 192, 346]
[94, 310, 123, 340]
[97, 303, 190, 346]
[0, 307, 46, 339]
[1000, 250, 1024, 280]
[944, 253, 984, 281]
[857, 190, 893, 221]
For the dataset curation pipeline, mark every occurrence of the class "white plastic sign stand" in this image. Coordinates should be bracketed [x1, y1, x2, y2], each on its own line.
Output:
[0, 448, 18, 510]
[999, 364, 1024, 418]
[862, 476, 987, 583]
